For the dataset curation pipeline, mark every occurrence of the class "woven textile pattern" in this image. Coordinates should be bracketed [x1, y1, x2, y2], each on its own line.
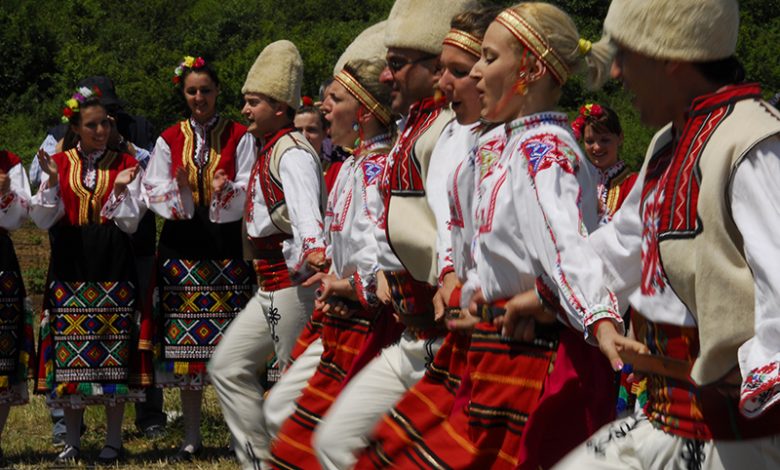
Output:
[50, 280, 135, 383]
[160, 259, 253, 361]
[0, 272, 23, 375]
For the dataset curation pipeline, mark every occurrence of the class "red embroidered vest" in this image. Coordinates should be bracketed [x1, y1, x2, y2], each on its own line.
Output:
[53, 149, 136, 226]
[161, 117, 248, 207]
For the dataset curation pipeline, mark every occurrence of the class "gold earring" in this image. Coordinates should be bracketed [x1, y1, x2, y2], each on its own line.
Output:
[514, 72, 528, 96]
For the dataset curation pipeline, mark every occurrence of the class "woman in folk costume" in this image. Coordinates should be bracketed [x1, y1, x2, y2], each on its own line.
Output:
[0, 150, 35, 465]
[208, 40, 328, 470]
[354, 7, 501, 467]
[572, 103, 638, 224]
[33, 88, 149, 464]
[141, 56, 255, 461]
[267, 56, 396, 469]
[386, 4, 633, 469]
[556, 1, 780, 468]
[313, 1, 478, 468]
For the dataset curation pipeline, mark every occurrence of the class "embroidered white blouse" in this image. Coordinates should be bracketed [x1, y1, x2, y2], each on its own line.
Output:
[325, 135, 392, 308]
[0, 160, 31, 230]
[470, 112, 622, 339]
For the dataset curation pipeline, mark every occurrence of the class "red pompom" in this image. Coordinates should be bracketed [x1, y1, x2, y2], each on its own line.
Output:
[302, 96, 314, 107]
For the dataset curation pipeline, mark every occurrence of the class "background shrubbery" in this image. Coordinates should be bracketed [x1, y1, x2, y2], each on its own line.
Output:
[1, 0, 778, 170]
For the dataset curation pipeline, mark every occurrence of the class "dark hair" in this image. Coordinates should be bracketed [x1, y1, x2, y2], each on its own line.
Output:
[585, 105, 622, 136]
[693, 56, 745, 86]
[296, 106, 328, 129]
[63, 96, 107, 150]
[181, 61, 220, 88]
[450, 5, 502, 39]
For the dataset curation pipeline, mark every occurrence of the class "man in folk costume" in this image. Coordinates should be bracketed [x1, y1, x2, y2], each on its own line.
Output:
[209, 40, 327, 470]
[312, 0, 476, 468]
[556, 0, 780, 468]
[261, 21, 395, 468]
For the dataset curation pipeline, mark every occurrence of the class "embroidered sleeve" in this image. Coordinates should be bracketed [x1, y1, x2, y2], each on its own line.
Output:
[353, 271, 380, 309]
[279, 148, 326, 278]
[209, 132, 254, 224]
[732, 140, 780, 418]
[101, 167, 147, 234]
[30, 170, 65, 230]
[520, 133, 622, 341]
[141, 137, 194, 220]
[0, 163, 31, 231]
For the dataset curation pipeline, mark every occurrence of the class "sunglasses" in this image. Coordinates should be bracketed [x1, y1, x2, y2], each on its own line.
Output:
[386, 54, 438, 74]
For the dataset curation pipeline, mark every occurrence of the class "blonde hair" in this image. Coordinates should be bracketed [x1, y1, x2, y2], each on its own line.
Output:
[507, 2, 613, 90]
[342, 58, 393, 124]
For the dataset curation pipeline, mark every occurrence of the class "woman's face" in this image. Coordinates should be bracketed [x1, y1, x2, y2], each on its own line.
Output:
[73, 105, 110, 153]
[183, 71, 219, 124]
[294, 111, 325, 154]
[583, 125, 622, 170]
[439, 44, 481, 125]
[321, 81, 360, 148]
[471, 22, 526, 123]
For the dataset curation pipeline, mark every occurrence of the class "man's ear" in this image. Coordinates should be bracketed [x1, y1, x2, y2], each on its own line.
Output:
[274, 102, 287, 117]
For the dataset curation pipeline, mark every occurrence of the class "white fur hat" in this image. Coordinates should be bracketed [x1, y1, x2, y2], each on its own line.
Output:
[334, 21, 388, 76]
[384, 0, 477, 55]
[604, 0, 739, 61]
[242, 40, 303, 108]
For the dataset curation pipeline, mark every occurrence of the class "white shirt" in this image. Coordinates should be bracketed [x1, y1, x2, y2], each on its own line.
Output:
[591, 136, 780, 418]
[427, 120, 480, 282]
[142, 130, 255, 222]
[471, 112, 621, 339]
[0, 160, 31, 231]
[245, 147, 326, 278]
[325, 137, 391, 307]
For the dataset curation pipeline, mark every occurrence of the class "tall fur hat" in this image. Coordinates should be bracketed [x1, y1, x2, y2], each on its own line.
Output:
[334, 21, 388, 75]
[384, 0, 477, 55]
[603, 0, 739, 61]
[242, 40, 303, 108]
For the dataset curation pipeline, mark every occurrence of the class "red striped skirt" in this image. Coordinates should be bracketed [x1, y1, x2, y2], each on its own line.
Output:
[356, 330, 471, 468]
[390, 322, 559, 469]
[269, 307, 375, 469]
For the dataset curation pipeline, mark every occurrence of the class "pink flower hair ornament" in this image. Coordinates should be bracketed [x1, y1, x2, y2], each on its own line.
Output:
[61, 86, 103, 124]
[571, 103, 604, 140]
[172, 55, 207, 86]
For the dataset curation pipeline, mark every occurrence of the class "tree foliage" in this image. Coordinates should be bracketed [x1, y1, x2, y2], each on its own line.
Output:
[0, 0, 777, 171]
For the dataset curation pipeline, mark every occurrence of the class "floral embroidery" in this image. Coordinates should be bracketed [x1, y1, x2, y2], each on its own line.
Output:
[522, 133, 578, 177]
[740, 361, 780, 418]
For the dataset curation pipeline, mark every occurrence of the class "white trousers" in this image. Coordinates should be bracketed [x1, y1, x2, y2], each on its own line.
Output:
[263, 337, 324, 450]
[554, 411, 780, 470]
[209, 284, 316, 470]
[314, 331, 443, 470]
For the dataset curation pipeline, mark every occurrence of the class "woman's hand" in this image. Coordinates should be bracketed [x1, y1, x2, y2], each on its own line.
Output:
[305, 250, 329, 272]
[595, 320, 649, 372]
[38, 149, 59, 187]
[212, 169, 229, 193]
[113, 165, 139, 196]
[493, 289, 556, 342]
[175, 166, 190, 190]
[433, 272, 458, 322]
[377, 271, 391, 305]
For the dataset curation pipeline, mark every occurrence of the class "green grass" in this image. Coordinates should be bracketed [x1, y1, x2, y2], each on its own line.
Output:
[3, 387, 239, 469]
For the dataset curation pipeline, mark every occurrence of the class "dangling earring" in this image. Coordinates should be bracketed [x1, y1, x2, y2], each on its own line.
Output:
[433, 87, 445, 104]
[352, 122, 360, 132]
[514, 72, 528, 96]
